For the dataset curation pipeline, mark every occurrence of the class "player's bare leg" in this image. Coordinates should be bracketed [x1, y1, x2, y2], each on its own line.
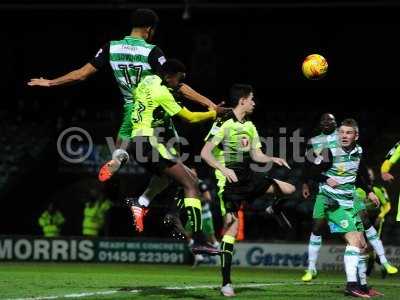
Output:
[265, 179, 296, 196]
[265, 180, 296, 230]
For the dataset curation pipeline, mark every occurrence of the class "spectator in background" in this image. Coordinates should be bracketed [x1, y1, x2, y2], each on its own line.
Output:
[38, 202, 65, 237]
[82, 190, 112, 237]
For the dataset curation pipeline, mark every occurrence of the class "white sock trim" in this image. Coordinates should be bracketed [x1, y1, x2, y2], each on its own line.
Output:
[365, 226, 378, 238]
[310, 233, 322, 243]
[138, 195, 150, 207]
[345, 245, 361, 253]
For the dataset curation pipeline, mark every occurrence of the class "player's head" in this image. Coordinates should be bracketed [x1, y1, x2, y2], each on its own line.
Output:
[319, 113, 337, 134]
[161, 59, 186, 88]
[339, 118, 359, 148]
[131, 9, 159, 41]
[229, 84, 255, 115]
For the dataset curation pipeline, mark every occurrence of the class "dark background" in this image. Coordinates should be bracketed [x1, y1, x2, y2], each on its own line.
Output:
[0, 1, 399, 243]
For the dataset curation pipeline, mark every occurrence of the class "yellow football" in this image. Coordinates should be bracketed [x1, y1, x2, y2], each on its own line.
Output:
[302, 54, 328, 80]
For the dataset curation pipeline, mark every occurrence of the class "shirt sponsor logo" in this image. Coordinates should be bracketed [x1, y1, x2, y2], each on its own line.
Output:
[340, 220, 349, 229]
[241, 137, 249, 148]
[0, 238, 94, 261]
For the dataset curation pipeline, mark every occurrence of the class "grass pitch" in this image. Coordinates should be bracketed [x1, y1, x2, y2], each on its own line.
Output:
[0, 263, 398, 299]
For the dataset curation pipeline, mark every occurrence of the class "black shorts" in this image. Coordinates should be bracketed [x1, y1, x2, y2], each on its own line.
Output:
[128, 136, 176, 175]
[222, 168, 275, 214]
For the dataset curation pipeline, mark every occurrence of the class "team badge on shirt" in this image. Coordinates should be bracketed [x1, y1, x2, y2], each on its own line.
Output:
[240, 136, 250, 149]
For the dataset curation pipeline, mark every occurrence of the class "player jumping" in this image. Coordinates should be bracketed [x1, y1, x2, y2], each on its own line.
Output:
[127, 59, 225, 255]
[27, 9, 218, 232]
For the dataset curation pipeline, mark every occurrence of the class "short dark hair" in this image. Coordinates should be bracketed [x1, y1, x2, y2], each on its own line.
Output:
[341, 118, 359, 132]
[161, 59, 186, 75]
[131, 9, 159, 28]
[229, 84, 253, 106]
[320, 113, 336, 123]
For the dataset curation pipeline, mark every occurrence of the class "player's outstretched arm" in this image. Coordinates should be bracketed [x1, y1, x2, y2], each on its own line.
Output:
[27, 63, 97, 87]
[158, 86, 224, 124]
[178, 83, 217, 109]
[176, 107, 216, 124]
[201, 142, 238, 183]
[250, 148, 291, 169]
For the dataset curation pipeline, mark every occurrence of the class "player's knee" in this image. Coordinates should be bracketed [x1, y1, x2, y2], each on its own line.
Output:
[268, 180, 295, 195]
[284, 183, 296, 195]
[184, 178, 199, 192]
[345, 232, 363, 248]
[346, 237, 357, 247]
[355, 237, 366, 250]
[359, 237, 368, 253]
[181, 181, 200, 198]
[277, 181, 296, 195]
